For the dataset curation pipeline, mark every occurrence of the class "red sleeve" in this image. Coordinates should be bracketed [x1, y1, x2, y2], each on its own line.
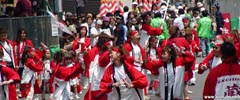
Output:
[84, 38, 91, 48]
[66, 62, 83, 80]
[198, 51, 214, 74]
[100, 66, 114, 93]
[26, 39, 34, 47]
[145, 59, 163, 75]
[147, 26, 163, 36]
[126, 62, 148, 89]
[142, 23, 150, 31]
[124, 43, 132, 55]
[2, 66, 20, 83]
[203, 68, 218, 100]
[72, 38, 79, 51]
[192, 29, 200, 48]
[99, 51, 110, 67]
[25, 58, 43, 72]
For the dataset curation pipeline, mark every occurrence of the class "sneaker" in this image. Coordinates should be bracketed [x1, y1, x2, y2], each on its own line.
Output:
[75, 94, 80, 99]
[80, 91, 83, 94]
[144, 96, 151, 100]
[188, 90, 193, 94]
[83, 86, 88, 90]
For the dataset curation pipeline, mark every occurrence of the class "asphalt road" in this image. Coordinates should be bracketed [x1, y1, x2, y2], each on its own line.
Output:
[19, 57, 208, 100]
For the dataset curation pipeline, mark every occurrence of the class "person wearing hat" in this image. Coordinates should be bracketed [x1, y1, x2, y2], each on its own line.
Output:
[130, 2, 140, 13]
[101, 16, 114, 39]
[114, 15, 125, 46]
[203, 42, 240, 100]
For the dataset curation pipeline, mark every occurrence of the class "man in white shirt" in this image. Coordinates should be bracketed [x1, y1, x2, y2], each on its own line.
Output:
[90, 19, 102, 47]
[123, 6, 129, 24]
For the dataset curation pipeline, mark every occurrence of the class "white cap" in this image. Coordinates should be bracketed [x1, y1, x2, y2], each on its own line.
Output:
[200, 7, 206, 12]
[96, 20, 102, 25]
[132, 2, 138, 5]
[177, 6, 183, 9]
[197, 2, 203, 7]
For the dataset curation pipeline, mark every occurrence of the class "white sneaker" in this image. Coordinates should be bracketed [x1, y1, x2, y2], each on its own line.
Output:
[83, 86, 88, 90]
[188, 90, 193, 94]
[75, 94, 80, 99]
[80, 91, 83, 94]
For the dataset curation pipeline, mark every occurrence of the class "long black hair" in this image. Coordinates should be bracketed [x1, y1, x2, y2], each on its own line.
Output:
[15, 28, 28, 42]
[162, 45, 177, 67]
[21, 46, 32, 65]
[96, 33, 111, 52]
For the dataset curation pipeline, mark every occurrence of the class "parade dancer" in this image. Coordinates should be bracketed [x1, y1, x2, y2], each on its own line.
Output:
[203, 42, 240, 100]
[161, 25, 195, 100]
[52, 51, 83, 100]
[146, 45, 195, 100]
[198, 35, 224, 74]
[0, 27, 17, 69]
[83, 33, 112, 100]
[100, 47, 148, 100]
[0, 46, 20, 100]
[124, 30, 146, 71]
[20, 47, 43, 99]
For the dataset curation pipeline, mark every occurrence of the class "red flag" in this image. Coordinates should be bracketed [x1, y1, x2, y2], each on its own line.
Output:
[108, 0, 118, 13]
[222, 13, 231, 34]
[118, 0, 124, 14]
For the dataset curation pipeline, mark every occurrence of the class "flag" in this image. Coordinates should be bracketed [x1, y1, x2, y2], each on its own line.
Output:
[108, 0, 118, 13]
[138, 0, 143, 6]
[222, 13, 231, 34]
[231, 17, 239, 30]
[99, 0, 108, 16]
[143, 0, 151, 12]
[118, 0, 124, 14]
[46, 10, 73, 35]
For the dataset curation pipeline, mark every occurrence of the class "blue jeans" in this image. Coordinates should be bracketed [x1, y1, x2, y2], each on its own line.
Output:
[200, 37, 210, 56]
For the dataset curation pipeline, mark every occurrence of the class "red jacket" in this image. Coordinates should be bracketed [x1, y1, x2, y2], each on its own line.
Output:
[0, 39, 18, 69]
[72, 37, 91, 52]
[14, 39, 33, 66]
[0, 63, 20, 100]
[124, 42, 146, 67]
[203, 57, 240, 100]
[100, 60, 148, 93]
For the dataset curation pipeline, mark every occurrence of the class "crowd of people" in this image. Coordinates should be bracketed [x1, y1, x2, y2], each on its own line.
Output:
[0, 0, 240, 100]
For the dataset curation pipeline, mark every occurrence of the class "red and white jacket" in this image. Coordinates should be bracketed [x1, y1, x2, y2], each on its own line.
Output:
[100, 60, 148, 100]
[124, 42, 146, 71]
[146, 56, 193, 100]
[14, 39, 33, 66]
[0, 39, 18, 69]
[0, 63, 20, 100]
[203, 57, 240, 100]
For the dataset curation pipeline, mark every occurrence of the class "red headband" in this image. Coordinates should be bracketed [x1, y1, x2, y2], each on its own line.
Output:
[104, 41, 111, 46]
[27, 48, 35, 53]
[44, 49, 50, 53]
[112, 47, 120, 53]
[183, 19, 190, 23]
[131, 30, 138, 36]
